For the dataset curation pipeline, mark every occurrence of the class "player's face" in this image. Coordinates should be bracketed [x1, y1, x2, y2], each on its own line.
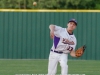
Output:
[67, 22, 76, 31]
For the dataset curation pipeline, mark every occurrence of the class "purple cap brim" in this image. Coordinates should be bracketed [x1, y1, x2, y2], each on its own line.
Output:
[68, 19, 77, 25]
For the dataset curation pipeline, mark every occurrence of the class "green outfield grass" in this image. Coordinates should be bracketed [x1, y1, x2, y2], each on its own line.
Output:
[0, 59, 100, 75]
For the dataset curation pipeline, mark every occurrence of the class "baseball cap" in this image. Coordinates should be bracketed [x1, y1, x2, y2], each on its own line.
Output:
[68, 19, 77, 26]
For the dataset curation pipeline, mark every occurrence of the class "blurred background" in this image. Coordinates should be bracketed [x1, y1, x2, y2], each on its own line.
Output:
[0, 0, 100, 9]
[0, 0, 100, 75]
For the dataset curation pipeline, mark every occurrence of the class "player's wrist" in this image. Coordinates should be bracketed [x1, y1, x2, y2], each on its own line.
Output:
[50, 30, 54, 33]
[49, 25, 55, 31]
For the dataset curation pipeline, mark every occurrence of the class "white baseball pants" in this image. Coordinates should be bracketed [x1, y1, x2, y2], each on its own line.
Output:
[47, 51, 68, 75]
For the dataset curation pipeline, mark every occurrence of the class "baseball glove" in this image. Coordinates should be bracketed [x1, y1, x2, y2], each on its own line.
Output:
[75, 45, 86, 57]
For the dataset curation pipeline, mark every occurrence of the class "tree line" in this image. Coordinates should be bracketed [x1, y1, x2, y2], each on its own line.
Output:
[0, 0, 100, 9]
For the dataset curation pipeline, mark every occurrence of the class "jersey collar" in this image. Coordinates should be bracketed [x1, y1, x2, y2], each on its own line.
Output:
[65, 28, 73, 35]
[68, 32, 73, 35]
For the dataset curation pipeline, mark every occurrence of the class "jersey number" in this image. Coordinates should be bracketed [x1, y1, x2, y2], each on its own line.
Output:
[67, 46, 73, 51]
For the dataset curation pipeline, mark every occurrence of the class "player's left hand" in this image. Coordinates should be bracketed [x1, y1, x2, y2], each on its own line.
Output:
[75, 45, 86, 57]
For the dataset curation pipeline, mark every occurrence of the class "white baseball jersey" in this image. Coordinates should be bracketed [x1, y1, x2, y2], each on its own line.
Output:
[51, 25, 77, 53]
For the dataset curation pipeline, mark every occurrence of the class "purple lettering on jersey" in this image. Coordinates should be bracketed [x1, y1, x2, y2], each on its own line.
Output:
[54, 36, 60, 49]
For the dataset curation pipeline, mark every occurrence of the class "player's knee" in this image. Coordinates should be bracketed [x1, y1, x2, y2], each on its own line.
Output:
[60, 61, 68, 68]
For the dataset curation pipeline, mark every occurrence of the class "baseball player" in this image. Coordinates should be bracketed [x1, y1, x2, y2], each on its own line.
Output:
[47, 19, 77, 75]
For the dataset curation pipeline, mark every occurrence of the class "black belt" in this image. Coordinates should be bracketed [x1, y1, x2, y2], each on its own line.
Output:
[51, 49, 63, 54]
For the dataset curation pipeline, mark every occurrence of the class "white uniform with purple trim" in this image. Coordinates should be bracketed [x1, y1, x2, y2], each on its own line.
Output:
[48, 25, 77, 75]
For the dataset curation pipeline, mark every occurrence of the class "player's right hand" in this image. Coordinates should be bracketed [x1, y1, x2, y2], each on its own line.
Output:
[50, 31, 54, 39]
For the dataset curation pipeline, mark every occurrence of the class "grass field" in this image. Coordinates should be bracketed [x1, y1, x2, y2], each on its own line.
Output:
[0, 59, 100, 75]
